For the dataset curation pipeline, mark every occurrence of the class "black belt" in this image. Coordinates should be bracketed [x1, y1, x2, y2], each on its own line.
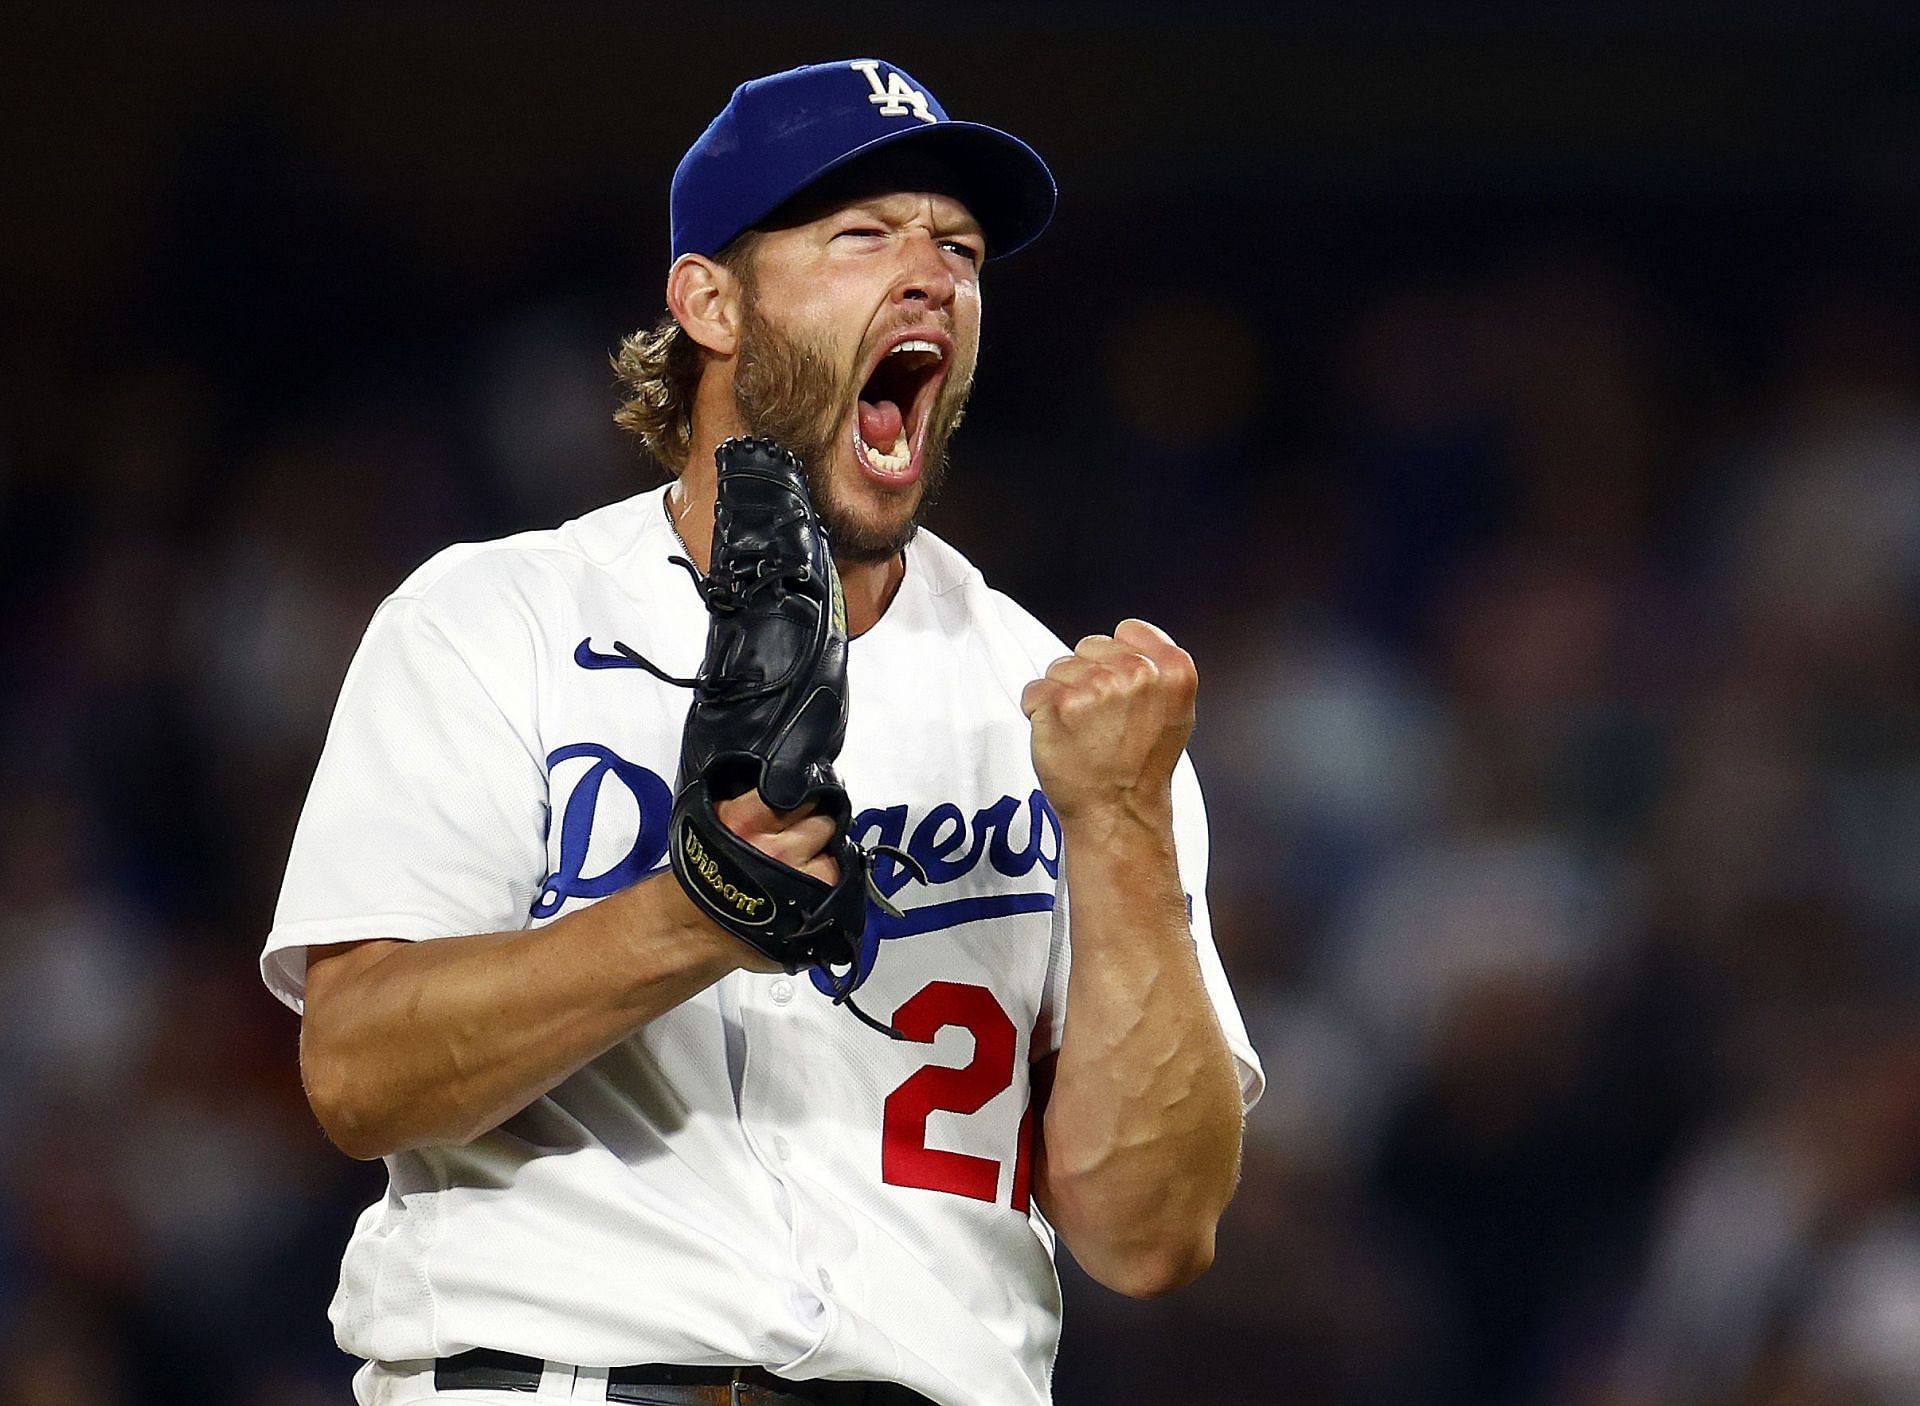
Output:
[433, 1349, 937, 1405]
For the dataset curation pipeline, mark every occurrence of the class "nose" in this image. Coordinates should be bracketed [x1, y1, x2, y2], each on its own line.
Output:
[892, 230, 957, 312]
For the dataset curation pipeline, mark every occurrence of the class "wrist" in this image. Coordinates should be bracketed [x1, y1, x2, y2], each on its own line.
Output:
[1056, 789, 1176, 852]
[619, 870, 767, 989]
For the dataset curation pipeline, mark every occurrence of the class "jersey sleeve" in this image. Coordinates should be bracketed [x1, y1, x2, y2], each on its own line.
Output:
[1038, 755, 1266, 1111]
[259, 593, 551, 1012]
[1169, 755, 1265, 1108]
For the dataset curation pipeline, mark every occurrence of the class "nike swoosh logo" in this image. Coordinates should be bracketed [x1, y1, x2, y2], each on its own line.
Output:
[574, 639, 646, 671]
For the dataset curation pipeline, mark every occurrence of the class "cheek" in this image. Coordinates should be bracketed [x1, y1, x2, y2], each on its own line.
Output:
[953, 305, 984, 379]
[763, 262, 872, 330]
[954, 286, 983, 348]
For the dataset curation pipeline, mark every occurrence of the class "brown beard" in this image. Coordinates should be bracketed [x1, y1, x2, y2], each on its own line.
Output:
[732, 292, 971, 565]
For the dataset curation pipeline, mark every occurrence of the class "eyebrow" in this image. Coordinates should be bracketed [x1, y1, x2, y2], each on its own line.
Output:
[839, 196, 984, 238]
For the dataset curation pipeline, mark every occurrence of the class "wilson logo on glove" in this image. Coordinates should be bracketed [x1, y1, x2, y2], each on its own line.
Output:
[677, 819, 773, 925]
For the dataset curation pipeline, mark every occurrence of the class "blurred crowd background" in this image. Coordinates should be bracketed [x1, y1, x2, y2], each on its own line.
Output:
[5, 7, 1920, 1405]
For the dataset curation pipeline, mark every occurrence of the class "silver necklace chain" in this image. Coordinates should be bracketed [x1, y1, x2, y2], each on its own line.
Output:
[663, 489, 701, 572]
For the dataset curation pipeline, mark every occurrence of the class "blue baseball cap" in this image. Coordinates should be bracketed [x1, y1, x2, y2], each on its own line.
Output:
[671, 59, 1056, 263]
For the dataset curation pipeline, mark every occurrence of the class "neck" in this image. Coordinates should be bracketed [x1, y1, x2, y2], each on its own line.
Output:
[665, 473, 905, 638]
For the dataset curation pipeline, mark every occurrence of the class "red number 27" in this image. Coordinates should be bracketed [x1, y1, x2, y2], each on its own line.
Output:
[881, 981, 1035, 1211]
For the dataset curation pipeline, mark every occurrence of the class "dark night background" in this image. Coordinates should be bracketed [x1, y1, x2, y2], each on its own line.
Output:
[4, 6, 1920, 1404]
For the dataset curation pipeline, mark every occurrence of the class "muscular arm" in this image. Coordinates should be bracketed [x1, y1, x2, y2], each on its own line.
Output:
[1021, 621, 1245, 1299]
[299, 795, 820, 1161]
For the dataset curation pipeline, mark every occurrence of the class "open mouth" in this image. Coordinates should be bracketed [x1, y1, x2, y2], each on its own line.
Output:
[852, 331, 950, 484]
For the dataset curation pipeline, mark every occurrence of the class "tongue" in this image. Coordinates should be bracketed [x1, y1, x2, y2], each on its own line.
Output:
[858, 398, 904, 450]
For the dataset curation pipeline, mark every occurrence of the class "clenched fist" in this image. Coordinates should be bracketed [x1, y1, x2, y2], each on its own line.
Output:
[1020, 618, 1198, 827]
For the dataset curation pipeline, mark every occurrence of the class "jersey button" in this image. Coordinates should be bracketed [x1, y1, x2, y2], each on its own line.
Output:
[817, 1268, 834, 1293]
[770, 978, 794, 1006]
[773, 1135, 792, 1161]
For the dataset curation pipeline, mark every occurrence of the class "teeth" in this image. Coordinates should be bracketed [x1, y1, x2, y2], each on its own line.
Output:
[859, 427, 912, 472]
[887, 339, 943, 360]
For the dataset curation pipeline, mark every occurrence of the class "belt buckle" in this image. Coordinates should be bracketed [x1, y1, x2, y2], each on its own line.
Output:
[729, 1366, 746, 1406]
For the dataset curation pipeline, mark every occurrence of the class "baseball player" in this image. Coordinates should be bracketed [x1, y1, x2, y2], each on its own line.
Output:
[262, 59, 1264, 1406]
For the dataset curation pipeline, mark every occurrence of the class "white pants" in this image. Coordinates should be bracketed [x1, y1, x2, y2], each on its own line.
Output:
[355, 1358, 621, 1404]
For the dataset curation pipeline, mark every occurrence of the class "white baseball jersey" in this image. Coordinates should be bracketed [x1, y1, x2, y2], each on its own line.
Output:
[260, 485, 1265, 1406]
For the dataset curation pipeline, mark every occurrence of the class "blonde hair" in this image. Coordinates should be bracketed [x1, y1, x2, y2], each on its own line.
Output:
[611, 237, 760, 475]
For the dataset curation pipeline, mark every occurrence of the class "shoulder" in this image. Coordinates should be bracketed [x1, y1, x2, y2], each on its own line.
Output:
[394, 489, 664, 605]
[385, 488, 668, 635]
[344, 488, 673, 702]
[906, 528, 1070, 672]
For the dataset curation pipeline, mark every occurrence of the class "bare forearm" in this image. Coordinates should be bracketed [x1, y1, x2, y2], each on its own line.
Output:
[300, 870, 744, 1159]
[1038, 806, 1244, 1296]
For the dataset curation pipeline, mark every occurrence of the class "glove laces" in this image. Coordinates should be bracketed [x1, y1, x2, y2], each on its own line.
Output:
[794, 842, 930, 1040]
[608, 547, 811, 705]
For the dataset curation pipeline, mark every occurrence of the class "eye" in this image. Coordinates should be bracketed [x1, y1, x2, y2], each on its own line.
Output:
[942, 239, 984, 268]
[835, 226, 888, 242]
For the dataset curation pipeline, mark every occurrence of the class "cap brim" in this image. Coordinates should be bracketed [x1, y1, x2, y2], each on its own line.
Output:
[756, 120, 1057, 261]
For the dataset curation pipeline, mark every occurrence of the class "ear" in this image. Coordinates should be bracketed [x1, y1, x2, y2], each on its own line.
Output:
[666, 253, 743, 357]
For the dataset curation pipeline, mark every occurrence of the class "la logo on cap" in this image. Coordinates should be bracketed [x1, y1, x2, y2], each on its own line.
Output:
[849, 60, 936, 124]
